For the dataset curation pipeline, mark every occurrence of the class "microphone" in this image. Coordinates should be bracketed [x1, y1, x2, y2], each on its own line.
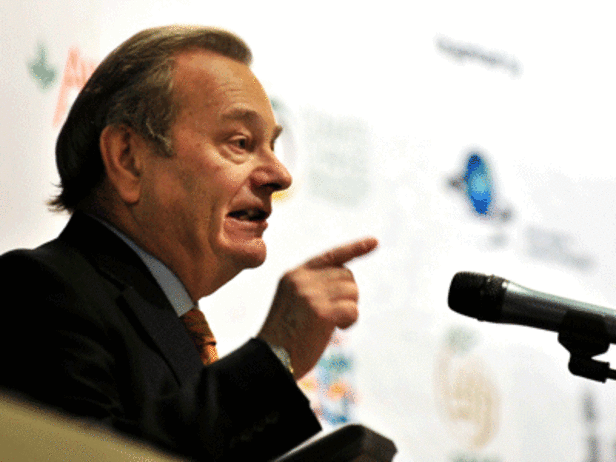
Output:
[448, 272, 616, 344]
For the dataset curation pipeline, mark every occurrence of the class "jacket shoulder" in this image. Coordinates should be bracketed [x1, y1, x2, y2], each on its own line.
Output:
[0, 239, 95, 287]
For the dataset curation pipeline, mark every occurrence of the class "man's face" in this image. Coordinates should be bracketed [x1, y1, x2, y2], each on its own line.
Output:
[137, 50, 292, 298]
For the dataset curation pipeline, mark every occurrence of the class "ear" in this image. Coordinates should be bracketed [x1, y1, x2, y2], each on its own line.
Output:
[99, 125, 148, 205]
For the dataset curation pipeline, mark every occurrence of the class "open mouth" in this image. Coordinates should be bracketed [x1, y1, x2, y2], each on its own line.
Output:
[227, 208, 269, 222]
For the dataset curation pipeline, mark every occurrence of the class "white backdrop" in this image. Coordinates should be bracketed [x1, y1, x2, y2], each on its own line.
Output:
[3, 1, 616, 461]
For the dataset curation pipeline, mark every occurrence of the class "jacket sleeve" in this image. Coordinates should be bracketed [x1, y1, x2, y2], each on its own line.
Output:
[169, 339, 321, 461]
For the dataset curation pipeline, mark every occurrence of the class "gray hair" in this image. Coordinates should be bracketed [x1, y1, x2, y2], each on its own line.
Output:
[50, 25, 252, 212]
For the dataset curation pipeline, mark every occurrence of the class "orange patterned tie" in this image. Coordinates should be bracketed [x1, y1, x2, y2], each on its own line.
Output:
[180, 307, 219, 365]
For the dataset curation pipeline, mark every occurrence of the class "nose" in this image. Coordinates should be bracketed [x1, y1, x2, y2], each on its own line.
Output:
[253, 153, 293, 193]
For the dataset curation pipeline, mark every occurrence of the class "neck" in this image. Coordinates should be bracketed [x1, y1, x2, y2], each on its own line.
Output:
[82, 196, 238, 301]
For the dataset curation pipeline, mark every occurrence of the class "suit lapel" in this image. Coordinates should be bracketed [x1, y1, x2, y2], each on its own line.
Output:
[59, 213, 203, 384]
[118, 286, 203, 382]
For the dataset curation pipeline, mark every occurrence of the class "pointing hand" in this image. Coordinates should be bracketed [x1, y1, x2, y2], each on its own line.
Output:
[258, 237, 378, 379]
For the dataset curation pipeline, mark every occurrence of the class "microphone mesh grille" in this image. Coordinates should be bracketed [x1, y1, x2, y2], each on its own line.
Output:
[448, 272, 485, 315]
[448, 272, 506, 321]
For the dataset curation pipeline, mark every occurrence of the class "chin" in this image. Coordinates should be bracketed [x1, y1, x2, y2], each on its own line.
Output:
[223, 240, 267, 270]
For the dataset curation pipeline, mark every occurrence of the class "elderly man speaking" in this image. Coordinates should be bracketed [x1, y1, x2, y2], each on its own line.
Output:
[0, 25, 378, 461]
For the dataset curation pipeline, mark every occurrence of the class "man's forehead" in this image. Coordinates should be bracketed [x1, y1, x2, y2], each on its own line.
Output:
[171, 50, 279, 132]
[172, 50, 263, 102]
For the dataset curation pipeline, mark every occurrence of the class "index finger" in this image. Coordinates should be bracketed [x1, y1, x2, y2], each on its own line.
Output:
[306, 237, 379, 268]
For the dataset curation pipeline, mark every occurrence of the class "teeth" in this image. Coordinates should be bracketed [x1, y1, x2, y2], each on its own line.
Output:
[230, 209, 265, 221]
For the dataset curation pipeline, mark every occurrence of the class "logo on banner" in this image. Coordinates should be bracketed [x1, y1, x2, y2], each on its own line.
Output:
[464, 153, 492, 215]
[447, 150, 594, 269]
[435, 327, 500, 451]
[53, 47, 97, 127]
[298, 332, 357, 427]
[436, 36, 522, 78]
[28, 43, 58, 90]
[449, 151, 512, 222]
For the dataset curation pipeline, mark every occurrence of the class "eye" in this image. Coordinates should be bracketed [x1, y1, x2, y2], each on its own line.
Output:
[230, 136, 250, 150]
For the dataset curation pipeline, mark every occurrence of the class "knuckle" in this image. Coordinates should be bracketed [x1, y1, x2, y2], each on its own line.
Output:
[320, 251, 336, 266]
[337, 305, 359, 329]
[339, 280, 359, 298]
[350, 290, 359, 302]
[332, 266, 353, 281]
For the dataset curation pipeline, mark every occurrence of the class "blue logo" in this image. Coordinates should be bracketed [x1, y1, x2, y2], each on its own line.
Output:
[464, 153, 493, 216]
[448, 150, 593, 268]
[448, 150, 512, 225]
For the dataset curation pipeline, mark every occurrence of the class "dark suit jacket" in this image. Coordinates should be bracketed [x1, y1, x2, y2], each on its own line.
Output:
[0, 213, 320, 461]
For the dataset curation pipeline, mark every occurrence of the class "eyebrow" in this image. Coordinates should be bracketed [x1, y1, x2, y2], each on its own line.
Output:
[221, 108, 283, 142]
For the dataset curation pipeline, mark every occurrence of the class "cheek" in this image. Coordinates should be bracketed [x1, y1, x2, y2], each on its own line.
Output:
[164, 151, 253, 230]
[177, 171, 229, 236]
[139, 161, 201, 230]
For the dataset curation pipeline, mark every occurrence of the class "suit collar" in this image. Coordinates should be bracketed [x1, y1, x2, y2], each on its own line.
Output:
[59, 212, 167, 306]
[92, 215, 194, 317]
[59, 212, 204, 382]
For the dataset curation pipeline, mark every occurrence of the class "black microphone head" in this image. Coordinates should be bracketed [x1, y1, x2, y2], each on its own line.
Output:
[448, 272, 507, 322]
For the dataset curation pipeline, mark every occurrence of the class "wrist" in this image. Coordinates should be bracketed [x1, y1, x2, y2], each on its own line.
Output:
[264, 340, 294, 377]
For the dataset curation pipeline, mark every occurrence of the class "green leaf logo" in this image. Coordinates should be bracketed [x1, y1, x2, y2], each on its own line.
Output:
[28, 43, 57, 90]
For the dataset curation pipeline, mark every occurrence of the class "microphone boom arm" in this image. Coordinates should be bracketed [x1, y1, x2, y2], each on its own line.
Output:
[557, 309, 616, 382]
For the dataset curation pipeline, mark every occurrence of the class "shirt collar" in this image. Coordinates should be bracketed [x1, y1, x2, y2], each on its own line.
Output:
[92, 216, 194, 317]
